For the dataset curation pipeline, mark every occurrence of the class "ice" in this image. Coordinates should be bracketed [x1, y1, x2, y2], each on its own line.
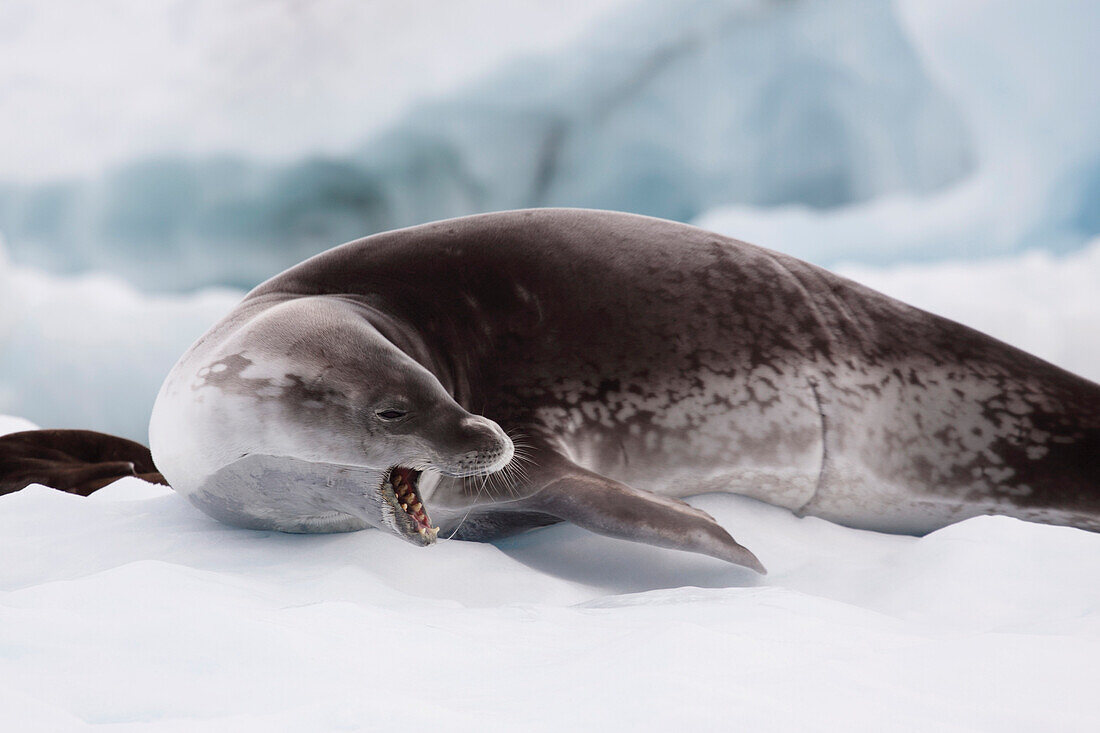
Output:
[698, 0, 1100, 264]
[377, 0, 969, 216]
[0, 0, 970, 289]
[2, 1, 1096, 287]
[0, 0, 629, 182]
[0, 479, 1097, 730]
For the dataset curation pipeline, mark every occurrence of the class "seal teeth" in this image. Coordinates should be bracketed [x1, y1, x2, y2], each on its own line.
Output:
[389, 466, 433, 532]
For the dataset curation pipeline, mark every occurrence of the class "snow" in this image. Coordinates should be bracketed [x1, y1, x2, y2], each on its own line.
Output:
[0, 415, 38, 436]
[1, 479, 1097, 731]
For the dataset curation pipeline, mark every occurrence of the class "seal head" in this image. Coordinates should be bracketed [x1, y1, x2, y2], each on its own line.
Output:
[149, 295, 514, 545]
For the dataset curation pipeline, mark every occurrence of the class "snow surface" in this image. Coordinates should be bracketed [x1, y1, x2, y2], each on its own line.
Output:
[1, 475, 1098, 731]
[0, 414, 38, 435]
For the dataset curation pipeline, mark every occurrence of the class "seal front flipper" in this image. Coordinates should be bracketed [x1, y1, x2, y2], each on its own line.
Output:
[514, 459, 766, 573]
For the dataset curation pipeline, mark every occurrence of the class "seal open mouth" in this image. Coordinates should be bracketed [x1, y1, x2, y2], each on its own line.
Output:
[384, 466, 439, 544]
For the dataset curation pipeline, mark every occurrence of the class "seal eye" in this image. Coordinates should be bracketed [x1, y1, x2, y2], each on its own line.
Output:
[376, 409, 407, 421]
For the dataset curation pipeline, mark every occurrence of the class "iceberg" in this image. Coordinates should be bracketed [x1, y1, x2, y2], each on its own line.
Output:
[0, 0, 970, 289]
[698, 0, 1100, 264]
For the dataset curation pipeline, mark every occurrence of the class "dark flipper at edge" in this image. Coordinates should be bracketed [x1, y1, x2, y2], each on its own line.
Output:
[0, 429, 168, 497]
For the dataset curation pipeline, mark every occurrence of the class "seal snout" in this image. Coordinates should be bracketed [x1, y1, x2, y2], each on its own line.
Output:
[441, 415, 514, 477]
[374, 409, 514, 547]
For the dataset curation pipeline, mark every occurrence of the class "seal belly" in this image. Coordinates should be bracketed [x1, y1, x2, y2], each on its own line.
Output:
[189, 455, 370, 533]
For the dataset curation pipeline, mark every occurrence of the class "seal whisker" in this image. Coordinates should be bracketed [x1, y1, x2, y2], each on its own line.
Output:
[497, 428, 536, 497]
[444, 470, 494, 541]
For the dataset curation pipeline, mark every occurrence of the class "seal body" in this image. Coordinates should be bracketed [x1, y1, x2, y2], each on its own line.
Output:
[150, 210, 1100, 569]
